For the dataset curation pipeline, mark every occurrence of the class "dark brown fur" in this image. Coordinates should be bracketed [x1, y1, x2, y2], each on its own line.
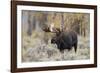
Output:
[51, 30, 78, 52]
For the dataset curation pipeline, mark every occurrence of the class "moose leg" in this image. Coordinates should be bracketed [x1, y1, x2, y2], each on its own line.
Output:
[74, 43, 77, 53]
[59, 49, 64, 53]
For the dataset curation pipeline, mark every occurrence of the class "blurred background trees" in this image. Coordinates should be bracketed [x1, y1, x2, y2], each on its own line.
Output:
[22, 10, 90, 37]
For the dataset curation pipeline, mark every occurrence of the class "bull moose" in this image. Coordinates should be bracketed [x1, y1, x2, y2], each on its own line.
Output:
[43, 24, 78, 52]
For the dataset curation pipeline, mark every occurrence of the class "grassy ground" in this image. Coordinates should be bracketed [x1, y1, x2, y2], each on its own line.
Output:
[22, 31, 90, 62]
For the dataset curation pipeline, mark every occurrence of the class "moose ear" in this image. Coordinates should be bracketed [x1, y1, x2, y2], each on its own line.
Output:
[55, 28, 61, 33]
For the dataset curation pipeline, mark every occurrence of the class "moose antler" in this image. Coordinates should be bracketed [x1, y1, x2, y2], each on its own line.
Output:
[43, 23, 61, 33]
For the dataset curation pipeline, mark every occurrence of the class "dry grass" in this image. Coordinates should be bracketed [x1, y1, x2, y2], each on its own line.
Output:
[22, 31, 90, 62]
